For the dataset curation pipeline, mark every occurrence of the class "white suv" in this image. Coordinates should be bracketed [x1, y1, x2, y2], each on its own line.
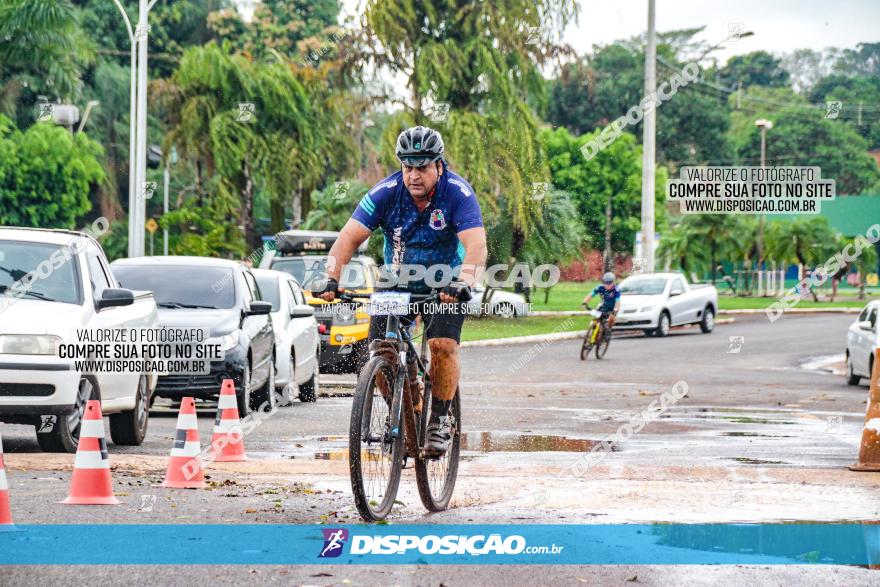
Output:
[0, 228, 158, 452]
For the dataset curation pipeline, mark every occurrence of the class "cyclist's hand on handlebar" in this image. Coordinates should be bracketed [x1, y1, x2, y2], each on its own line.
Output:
[440, 280, 472, 303]
[311, 277, 339, 302]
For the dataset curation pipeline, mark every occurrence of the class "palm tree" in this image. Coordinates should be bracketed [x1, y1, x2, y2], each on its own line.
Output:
[656, 219, 706, 278]
[765, 217, 837, 302]
[0, 0, 91, 118]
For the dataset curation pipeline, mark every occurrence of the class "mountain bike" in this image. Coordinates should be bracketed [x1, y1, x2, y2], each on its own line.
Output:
[340, 290, 461, 522]
[580, 304, 613, 360]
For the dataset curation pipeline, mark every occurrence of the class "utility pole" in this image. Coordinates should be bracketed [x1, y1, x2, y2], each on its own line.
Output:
[858, 101, 863, 126]
[736, 81, 742, 110]
[641, 0, 657, 273]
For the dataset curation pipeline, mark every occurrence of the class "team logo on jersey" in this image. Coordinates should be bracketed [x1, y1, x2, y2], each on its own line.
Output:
[429, 209, 447, 230]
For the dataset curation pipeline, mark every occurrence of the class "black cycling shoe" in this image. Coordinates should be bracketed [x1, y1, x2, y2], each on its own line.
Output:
[423, 418, 452, 457]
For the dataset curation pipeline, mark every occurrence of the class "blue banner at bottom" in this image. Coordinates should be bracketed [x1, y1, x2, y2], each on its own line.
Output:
[1, 524, 879, 565]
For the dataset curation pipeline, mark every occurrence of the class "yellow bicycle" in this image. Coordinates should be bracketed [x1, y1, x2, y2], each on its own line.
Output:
[580, 305, 613, 360]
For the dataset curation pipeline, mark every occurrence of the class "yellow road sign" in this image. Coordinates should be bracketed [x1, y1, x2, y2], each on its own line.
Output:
[145, 218, 159, 234]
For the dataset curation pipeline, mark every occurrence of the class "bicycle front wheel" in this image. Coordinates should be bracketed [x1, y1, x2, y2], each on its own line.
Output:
[596, 329, 611, 359]
[349, 356, 405, 522]
[415, 390, 461, 512]
[580, 332, 593, 360]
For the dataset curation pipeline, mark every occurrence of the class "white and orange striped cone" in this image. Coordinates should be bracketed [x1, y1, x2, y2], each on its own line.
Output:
[209, 379, 248, 462]
[62, 400, 120, 505]
[851, 348, 880, 472]
[0, 430, 13, 524]
[163, 397, 206, 488]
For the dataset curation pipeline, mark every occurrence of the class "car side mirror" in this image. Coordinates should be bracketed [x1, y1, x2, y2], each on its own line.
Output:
[858, 320, 874, 332]
[246, 301, 272, 316]
[96, 288, 134, 310]
[290, 304, 315, 319]
[670, 290, 682, 297]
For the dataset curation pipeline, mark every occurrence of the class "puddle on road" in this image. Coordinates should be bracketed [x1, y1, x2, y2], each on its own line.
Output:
[728, 457, 788, 465]
[720, 432, 794, 438]
[460, 432, 598, 453]
[309, 432, 598, 460]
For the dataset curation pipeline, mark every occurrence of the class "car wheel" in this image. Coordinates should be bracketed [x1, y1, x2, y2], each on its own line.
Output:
[109, 375, 150, 445]
[299, 369, 319, 403]
[656, 312, 671, 337]
[37, 376, 95, 453]
[700, 307, 715, 333]
[236, 363, 253, 417]
[846, 353, 861, 386]
[253, 351, 277, 413]
[643, 329, 655, 337]
[278, 352, 296, 407]
[494, 302, 515, 319]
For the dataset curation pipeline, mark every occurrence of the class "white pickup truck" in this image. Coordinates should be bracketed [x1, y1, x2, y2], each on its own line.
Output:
[0, 227, 158, 452]
[613, 272, 718, 337]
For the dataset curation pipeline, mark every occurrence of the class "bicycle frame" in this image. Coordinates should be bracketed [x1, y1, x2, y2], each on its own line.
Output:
[355, 294, 434, 455]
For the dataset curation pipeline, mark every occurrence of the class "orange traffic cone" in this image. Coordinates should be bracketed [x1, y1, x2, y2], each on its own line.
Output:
[62, 400, 120, 504]
[209, 379, 248, 462]
[851, 348, 880, 472]
[0, 430, 13, 524]
[163, 397, 206, 488]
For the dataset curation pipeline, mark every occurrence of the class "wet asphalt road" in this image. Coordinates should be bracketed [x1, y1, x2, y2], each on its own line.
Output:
[2, 312, 879, 584]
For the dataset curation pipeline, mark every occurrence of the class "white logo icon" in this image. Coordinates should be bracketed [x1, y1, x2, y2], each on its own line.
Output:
[727, 336, 744, 353]
[236, 102, 256, 122]
[825, 101, 842, 120]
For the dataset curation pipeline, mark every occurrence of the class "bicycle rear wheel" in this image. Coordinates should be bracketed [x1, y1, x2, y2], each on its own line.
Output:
[349, 356, 405, 522]
[415, 390, 461, 512]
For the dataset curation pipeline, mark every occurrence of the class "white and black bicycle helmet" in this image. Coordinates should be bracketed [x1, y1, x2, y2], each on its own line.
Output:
[395, 126, 444, 167]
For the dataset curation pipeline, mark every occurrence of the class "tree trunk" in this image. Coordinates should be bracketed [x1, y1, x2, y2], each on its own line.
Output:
[291, 178, 303, 228]
[603, 191, 612, 272]
[711, 243, 717, 284]
[99, 128, 122, 222]
[241, 159, 257, 250]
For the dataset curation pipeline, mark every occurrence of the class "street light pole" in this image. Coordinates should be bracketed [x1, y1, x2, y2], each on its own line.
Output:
[755, 119, 773, 270]
[641, 0, 657, 273]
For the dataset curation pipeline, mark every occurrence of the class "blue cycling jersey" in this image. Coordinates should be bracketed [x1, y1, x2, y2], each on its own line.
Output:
[351, 163, 483, 291]
[592, 284, 621, 312]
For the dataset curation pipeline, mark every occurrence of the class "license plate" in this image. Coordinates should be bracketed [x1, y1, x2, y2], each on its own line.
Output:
[368, 292, 411, 316]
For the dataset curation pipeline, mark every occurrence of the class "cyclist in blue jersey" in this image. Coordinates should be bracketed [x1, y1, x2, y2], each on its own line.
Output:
[314, 126, 487, 456]
[583, 272, 621, 327]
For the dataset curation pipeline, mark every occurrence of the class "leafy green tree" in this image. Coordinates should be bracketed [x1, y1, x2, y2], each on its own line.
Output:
[547, 41, 732, 165]
[301, 180, 369, 231]
[542, 127, 666, 256]
[0, 114, 104, 227]
[208, 0, 340, 63]
[730, 88, 880, 194]
[718, 51, 791, 89]
[0, 0, 92, 123]
[364, 0, 577, 258]
[160, 43, 347, 248]
[809, 74, 880, 151]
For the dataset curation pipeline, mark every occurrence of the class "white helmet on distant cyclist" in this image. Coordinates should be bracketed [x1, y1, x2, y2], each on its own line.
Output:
[602, 272, 615, 284]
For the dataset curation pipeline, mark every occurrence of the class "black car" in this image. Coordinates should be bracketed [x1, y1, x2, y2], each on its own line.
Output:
[110, 256, 276, 415]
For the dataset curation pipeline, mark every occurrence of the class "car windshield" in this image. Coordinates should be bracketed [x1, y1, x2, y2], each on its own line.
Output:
[254, 275, 281, 311]
[271, 257, 366, 289]
[0, 240, 81, 304]
[619, 277, 668, 295]
[112, 264, 235, 309]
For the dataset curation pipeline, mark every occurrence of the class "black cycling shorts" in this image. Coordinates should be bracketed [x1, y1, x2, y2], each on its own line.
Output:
[368, 301, 468, 344]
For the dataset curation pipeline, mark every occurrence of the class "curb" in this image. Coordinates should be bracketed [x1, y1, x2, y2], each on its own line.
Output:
[532, 307, 863, 317]
[461, 318, 734, 347]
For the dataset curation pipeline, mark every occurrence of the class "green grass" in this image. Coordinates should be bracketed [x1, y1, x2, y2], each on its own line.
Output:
[528, 281, 874, 312]
[716, 296, 869, 310]
[461, 315, 585, 342]
[529, 281, 599, 311]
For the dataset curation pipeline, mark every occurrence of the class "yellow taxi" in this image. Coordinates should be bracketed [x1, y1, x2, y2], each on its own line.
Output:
[261, 230, 377, 373]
